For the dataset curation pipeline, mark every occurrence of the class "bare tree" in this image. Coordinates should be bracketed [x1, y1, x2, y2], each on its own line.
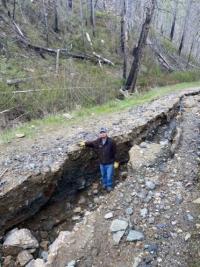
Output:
[178, 0, 191, 55]
[120, 0, 128, 79]
[42, 0, 49, 46]
[124, 0, 156, 92]
[170, 0, 179, 41]
[54, 0, 59, 33]
[1, 0, 7, 8]
[12, 0, 16, 20]
[90, 0, 96, 36]
[68, 0, 73, 9]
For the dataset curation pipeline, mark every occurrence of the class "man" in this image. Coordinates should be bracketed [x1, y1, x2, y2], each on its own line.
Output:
[79, 128, 119, 192]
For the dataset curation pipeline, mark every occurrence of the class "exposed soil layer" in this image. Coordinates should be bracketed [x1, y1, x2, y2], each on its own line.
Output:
[0, 89, 200, 267]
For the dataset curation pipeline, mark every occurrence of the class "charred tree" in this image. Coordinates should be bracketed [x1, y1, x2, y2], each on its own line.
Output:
[54, 0, 59, 33]
[120, 0, 127, 80]
[90, 0, 95, 36]
[170, 0, 178, 41]
[1, 0, 7, 8]
[42, 0, 49, 46]
[12, 0, 16, 20]
[68, 0, 73, 9]
[124, 0, 156, 93]
[178, 0, 191, 56]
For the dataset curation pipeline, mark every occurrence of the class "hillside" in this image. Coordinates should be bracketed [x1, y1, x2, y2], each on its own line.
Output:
[1, 0, 200, 130]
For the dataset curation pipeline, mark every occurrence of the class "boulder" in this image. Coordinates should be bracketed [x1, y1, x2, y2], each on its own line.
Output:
[48, 231, 71, 256]
[25, 259, 45, 267]
[17, 250, 33, 266]
[3, 228, 39, 250]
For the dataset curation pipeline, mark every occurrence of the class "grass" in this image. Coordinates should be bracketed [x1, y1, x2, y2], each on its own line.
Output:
[1, 80, 200, 144]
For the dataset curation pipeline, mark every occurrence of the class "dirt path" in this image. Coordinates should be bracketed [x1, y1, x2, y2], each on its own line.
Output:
[1, 91, 200, 267]
[39, 94, 200, 267]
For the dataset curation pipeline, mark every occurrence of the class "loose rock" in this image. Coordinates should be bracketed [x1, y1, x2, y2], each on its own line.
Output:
[17, 250, 33, 266]
[3, 228, 39, 250]
[126, 230, 144, 242]
[110, 219, 128, 233]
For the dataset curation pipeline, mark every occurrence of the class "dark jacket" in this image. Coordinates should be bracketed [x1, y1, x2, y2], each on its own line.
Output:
[85, 137, 116, 165]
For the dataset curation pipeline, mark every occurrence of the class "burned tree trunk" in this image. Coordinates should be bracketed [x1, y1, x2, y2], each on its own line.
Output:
[12, 0, 16, 20]
[90, 0, 95, 36]
[124, 0, 156, 93]
[178, 0, 191, 56]
[1, 0, 7, 8]
[42, 0, 49, 46]
[170, 0, 178, 41]
[68, 0, 73, 9]
[120, 0, 127, 80]
[54, 0, 59, 33]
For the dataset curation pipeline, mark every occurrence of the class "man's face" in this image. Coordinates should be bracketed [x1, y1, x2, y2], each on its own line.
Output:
[99, 132, 107, 139]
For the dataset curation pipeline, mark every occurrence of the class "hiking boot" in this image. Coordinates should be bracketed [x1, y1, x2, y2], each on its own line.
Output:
[107, 187, 113, 192]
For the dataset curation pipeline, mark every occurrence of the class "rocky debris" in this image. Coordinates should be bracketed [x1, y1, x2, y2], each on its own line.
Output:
[184, 233, 191, 241]
[66, 260, 76, 267]
[192, 197, 200, 204]
[145, 243, 158, 255]
[125, 207, 133, 215]
[112, 230, 125, 245]
[40, 240, 49, 251]
[126, 230, 144, 242]
[73, 207, 82, 213]
[128, 142, 168, 172]
[15, 133, 26, 138]
[48, 231, 71, 257]
[17, 250, 33, 266]
[104, 212, 113, 219]
[1, 89, 200, 234]
[26, 258, 45, 267]
[3, 255, 16, 267]
[63, 113, 73, 120]
[140, 208, 148, 218]
[110, 219, 128, 233]
[110, 219, 129, 245]
[145, 180, 156, 190]
[184, 96, 196, 108]
[0, 90, 200, 267]
[3, 228, 39, 254]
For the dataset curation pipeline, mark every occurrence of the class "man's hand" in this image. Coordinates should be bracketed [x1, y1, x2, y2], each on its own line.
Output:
[114, 161, 119, 169]
[79, 141, 85, 147]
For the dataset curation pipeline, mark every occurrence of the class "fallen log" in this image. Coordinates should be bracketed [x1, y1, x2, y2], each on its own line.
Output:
[10, 18, 114, 66]
[149, 43, 175, 72]
[16, 35, 114, 66]
[6, 77, 33, 86]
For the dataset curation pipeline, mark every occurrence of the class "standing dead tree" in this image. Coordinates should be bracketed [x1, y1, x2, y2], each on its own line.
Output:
[178, 0, 191, 56]
[54, 0, 59, 33]
[170, 0, 179, 41]
[120, 0, 128, 80]
[124, 0, 156, 93]
[42, 0, 49, 46]
[90, 0, 96, 36]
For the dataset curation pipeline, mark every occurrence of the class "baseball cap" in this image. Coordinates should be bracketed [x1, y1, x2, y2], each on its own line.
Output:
[99, 127, 107, 133]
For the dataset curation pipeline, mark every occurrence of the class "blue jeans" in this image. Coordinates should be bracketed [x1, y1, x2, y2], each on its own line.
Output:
[100, 164, 114, 188]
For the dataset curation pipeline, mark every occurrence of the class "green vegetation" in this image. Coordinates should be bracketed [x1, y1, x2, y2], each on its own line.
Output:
[1, 2, 200, 135]
[1, 81, 199, 144]
[162, 38, 177, 54]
